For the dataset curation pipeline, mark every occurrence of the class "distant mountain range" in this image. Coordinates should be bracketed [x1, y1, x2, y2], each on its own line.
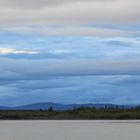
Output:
[0, 102, 137, 110]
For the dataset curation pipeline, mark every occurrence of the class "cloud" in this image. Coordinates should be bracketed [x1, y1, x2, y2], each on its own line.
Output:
[0, 0, 139, 24]
[0, 48, 40, 55]
[0, 0, 139, 106]
[111, 75, 140, 86]
[0, 0, 99, 8]
[106, 40, 132, 46]
[3, 25, 139, 37]
[1, 75, 140, 106]
[0, 33, 139, 61]
[0, 0, 139, 36]
[10, 79, 74, 91]
[0, 58, 140, 84]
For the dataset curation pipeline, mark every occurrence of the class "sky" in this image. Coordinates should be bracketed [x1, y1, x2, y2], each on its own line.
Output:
[0, 0, 140, 106]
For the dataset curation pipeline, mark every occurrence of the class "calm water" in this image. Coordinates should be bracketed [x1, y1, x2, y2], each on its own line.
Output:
[0, 120, 140, 140]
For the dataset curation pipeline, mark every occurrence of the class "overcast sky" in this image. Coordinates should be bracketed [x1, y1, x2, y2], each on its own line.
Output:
[0, 0, 140, 106]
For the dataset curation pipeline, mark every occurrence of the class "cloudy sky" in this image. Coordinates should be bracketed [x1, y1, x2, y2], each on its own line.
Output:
[0, 0, 140, 106]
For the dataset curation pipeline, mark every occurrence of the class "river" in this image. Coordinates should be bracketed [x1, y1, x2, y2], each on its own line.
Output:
[0, 120, 140, 140]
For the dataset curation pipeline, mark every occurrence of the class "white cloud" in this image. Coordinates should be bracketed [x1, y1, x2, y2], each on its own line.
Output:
[0, 48, 40, 55]
[49, 49, 72, 54]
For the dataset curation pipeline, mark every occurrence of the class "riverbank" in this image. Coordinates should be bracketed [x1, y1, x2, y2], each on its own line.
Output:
[1, 107, 140, 120]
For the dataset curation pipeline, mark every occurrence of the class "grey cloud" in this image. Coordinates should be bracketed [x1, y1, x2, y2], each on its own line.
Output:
[12, 79, 74, 91]
[1, 75, 140, 106]
[0, 0, 116, 8]
[0, 58, 140, 83]
[106, 40, 132, 46]
[0, 51, 73, 59]
[4, 26, 138, 37]
[115, 76, 140, 86]
[0, 0, 139, 28]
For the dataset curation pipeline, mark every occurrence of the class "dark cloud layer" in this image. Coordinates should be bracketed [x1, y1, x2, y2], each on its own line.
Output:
[1, 75, 140, 106]
[0, 58, 140, 83]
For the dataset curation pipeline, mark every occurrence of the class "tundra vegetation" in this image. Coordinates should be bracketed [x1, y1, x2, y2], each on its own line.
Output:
[1, 106, 140, 120]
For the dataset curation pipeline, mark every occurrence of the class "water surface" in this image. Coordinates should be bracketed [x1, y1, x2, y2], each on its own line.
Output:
[0, 120, 140, 140]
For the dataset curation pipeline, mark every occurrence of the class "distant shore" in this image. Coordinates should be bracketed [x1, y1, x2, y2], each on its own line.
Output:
[1, 106, 140, 120]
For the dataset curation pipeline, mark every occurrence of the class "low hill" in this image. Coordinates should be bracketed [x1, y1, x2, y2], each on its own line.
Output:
[0, 102, 135, 110]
